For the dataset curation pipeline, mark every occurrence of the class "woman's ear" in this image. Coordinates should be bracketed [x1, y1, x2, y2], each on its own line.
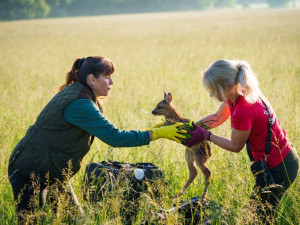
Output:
[87, 74, 96, 86]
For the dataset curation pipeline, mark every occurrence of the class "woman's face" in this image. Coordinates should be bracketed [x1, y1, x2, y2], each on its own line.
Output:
[215, 90, 224, 102]
[209, 89, 225, 102]
[211, 86, 236, 102]
[91, 74, 113, 97]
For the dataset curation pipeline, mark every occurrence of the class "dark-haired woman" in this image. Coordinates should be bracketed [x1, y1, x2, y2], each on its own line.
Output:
[8, 56, 186, 222]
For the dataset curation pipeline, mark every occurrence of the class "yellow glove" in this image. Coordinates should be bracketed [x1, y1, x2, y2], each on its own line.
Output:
[142, 121, 164, 131]
[148, 123, 187, 143]
[152, 121, 165, 128]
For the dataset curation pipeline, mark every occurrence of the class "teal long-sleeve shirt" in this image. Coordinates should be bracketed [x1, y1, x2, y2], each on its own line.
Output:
[63, 99, 150, 147]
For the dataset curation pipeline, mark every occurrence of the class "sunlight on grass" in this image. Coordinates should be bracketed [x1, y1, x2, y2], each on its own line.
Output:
[0, 9, 299, 224]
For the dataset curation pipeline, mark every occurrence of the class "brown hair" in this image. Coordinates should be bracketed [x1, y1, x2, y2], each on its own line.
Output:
[59, 56, 115, 91]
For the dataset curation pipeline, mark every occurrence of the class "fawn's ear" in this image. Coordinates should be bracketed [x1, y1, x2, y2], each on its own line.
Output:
[164, 91, 172, 103]
[167, 92, 172, 102]
[164, 91, 168, 99]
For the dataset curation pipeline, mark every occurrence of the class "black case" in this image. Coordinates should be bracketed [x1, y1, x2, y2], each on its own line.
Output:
[250, 159, 275, 188]
[84, 161, 165, 201]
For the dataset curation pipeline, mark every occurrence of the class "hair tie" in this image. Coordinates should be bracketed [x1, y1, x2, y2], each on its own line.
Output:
[77, 57, 85, 70]
[236, 64, 241, 72]
[237, 64, 246, 77]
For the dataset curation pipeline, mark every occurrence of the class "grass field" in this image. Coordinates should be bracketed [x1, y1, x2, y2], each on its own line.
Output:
[0, 8, 299, 225]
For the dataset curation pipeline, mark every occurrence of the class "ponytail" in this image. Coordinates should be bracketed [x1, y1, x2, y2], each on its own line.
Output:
[235, 60, 260, 103]
[58, 58, 85, 92]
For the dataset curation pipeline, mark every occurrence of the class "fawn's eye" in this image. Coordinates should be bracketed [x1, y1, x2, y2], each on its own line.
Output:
[157, 106, 162, 109]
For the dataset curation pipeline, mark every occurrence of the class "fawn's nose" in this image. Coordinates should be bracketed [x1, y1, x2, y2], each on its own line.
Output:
[152, 110, 157, 115]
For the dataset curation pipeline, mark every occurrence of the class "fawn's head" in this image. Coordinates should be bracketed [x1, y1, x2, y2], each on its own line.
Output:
[152, 91, 176, 118]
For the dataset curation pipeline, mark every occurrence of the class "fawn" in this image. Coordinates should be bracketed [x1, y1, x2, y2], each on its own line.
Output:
[152, 91, 212, 202]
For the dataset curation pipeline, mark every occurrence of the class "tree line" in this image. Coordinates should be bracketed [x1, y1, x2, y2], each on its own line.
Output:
[0, 0, 291, 21]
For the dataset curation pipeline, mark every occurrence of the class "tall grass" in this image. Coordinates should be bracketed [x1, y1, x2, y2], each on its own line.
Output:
[0, 9, 299, 224]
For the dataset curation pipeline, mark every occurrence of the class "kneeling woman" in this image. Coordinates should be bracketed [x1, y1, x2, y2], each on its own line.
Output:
[186, 59, 299, 223]
[8, 56, 186, 222]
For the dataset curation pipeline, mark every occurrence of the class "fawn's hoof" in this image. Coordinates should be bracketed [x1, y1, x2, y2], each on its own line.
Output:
[172, 195, 179, 201]
[172, 192, 183, 200]
[200, 197, 207, 204]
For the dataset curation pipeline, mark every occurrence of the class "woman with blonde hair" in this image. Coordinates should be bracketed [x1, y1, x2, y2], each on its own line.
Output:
[186, 59, 299, 223]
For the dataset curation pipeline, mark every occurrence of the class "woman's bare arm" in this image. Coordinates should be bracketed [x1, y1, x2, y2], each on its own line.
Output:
[197, 102, 230, 129]
[210, 128, 251, 152]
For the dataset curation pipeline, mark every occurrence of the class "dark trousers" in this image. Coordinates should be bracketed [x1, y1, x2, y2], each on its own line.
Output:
[8, 166, 49, 211]
[8, 165, 82, 224]
[250, 146, 299, 224]
[7, 165, 74, 224]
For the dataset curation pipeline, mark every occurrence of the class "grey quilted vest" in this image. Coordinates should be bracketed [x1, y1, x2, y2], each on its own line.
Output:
[9, 82, 101, 181]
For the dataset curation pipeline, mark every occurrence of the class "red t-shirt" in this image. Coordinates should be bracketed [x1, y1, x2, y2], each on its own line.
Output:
[228, 95, 291, 169]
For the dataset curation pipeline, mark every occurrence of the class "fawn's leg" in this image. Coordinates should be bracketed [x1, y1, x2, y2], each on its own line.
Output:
[194, 154, 211, 203]
[174, 148, 198, 198]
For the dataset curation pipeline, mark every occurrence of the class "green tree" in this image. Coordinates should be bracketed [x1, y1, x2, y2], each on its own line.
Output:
[0, 0, 50, 20]
[197, 0, 216, 9]
[46, 0, 74, 17]
[215, 0, 236, 8]
[266, 0, 290, 8]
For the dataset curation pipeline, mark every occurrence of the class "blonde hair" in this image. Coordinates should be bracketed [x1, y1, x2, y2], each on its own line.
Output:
[202, 59, 261, 104]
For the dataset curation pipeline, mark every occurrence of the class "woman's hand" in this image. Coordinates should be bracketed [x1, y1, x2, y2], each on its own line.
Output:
[148, 123, 187, 143]
[186, 122, 212, 147]
[151, 121, 165, 128]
